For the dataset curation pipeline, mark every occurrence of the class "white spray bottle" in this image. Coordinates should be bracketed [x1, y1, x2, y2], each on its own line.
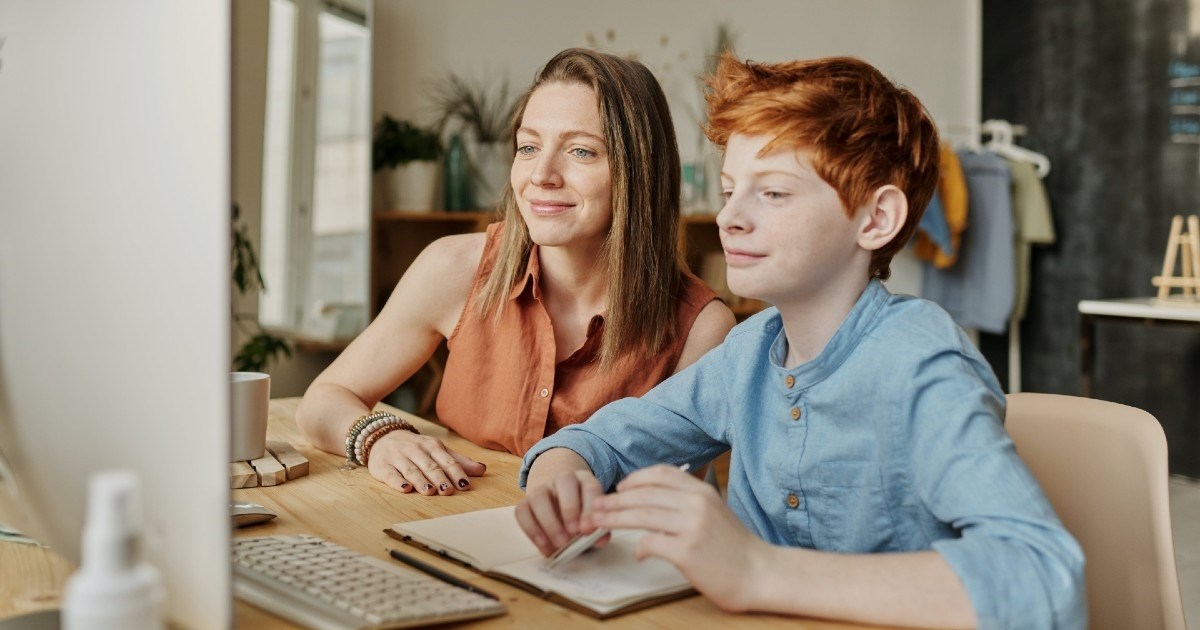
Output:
[62, 470, 164, 630]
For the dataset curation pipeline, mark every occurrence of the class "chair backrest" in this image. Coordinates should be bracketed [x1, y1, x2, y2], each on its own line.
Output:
[1005, 393, 1186, 630]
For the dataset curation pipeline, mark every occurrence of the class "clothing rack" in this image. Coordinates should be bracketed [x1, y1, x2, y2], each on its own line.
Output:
[932, 120, 1049, 394]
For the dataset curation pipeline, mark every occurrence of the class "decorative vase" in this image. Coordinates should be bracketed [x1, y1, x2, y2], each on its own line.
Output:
[467, 140, 511, 209]
[388, 160, 439, 212]
[443, 134, 472, 211]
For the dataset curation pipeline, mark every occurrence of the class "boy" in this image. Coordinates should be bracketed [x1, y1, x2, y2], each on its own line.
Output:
[515, 54, 1085, 629]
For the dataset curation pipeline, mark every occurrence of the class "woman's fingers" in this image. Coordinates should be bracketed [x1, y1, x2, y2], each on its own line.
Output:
[369, 431, 485, 495]
[451, 451, 487, 479]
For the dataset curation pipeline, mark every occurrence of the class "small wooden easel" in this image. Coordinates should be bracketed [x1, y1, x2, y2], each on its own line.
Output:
[1152, 215, 1200, 303]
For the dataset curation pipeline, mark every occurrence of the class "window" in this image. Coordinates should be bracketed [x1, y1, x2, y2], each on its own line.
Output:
[260, 0, 371, 340]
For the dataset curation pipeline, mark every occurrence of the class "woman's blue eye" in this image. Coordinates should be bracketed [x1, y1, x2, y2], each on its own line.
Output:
[571, 148, 596, 159]
[517, 145, 537, 155]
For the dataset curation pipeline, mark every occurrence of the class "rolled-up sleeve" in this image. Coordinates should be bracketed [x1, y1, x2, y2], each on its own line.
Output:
[909, 349, 1086, 630]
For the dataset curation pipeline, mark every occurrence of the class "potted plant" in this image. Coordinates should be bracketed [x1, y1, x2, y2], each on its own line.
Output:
[231, 203, 291, 372]
[373, 115, 442, 211]
[431, 75, 518, 208]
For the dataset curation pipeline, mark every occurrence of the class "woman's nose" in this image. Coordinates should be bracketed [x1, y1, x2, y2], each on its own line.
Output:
[530, 153, 563, 188]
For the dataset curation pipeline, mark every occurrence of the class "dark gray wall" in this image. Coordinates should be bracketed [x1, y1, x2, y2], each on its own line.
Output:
[982, 0, 1200, 476]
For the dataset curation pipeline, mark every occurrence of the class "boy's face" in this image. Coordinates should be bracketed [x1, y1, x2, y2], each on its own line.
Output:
[717, 133, 868, 306]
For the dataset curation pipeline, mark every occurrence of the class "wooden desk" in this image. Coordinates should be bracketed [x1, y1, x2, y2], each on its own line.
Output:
[1078, 298, 1200, 397]
[2, 398, 884, 629]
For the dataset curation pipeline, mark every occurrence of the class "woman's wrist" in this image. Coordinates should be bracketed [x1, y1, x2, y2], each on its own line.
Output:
[344, 410, 418, 466]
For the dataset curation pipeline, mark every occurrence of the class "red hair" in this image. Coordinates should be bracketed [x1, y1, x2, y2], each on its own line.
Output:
[704, 54, 940, 280]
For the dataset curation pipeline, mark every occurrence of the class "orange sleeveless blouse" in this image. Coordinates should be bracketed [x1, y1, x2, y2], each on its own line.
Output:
[435, 222, 719, 455]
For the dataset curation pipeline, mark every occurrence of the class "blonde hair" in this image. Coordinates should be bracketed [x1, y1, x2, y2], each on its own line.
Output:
[476, 48, 685, 369]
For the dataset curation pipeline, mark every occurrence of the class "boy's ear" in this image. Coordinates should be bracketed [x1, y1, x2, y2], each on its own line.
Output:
[856, 185, 908, 252]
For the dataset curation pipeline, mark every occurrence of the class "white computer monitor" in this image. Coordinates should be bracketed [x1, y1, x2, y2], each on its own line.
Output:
[0, 2, 231, 627]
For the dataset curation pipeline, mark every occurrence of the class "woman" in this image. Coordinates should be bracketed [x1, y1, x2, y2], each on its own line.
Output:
[296, 48, 735, 498]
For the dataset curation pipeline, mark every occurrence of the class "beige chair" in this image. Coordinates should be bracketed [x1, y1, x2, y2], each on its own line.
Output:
[1005, 393, 1186, 630]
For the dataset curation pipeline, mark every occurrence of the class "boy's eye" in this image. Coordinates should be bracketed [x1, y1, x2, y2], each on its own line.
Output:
[763, 191, 789, 200]
[720, 190, 733, 200]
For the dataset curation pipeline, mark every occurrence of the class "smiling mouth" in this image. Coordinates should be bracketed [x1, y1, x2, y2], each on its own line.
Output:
[724, 248, 765, 266]
[527, 200, 575, 216]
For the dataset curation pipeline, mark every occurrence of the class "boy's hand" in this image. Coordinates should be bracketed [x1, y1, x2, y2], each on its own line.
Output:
[589, 464, 770, 612]
[515, 469, 605, 556]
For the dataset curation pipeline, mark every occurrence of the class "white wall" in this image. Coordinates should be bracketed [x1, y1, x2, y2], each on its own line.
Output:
[371, 0, 980, 295]
[266, 0, 980, 393]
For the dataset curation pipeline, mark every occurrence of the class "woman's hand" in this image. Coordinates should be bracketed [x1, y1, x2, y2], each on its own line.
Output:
[365, 430, 485, 496]
[515, 469, 606, 556]
[589, 464, 770, 612]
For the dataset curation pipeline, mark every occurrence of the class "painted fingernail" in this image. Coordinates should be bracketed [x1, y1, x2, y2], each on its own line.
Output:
[439, 482, 451, 492]
[423, 483, 433, 492]
[457, 478, 470, 489]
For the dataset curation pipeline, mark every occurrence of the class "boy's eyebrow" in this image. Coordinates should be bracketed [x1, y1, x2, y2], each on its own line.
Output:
[515, 127, 606, 145]
[721, 169, 807, 181]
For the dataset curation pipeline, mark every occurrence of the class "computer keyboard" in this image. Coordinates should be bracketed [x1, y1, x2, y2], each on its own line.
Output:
[233, 534, 506, 629]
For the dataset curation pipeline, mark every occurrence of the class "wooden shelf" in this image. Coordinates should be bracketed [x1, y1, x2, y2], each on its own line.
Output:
[369, 210, 761, 321]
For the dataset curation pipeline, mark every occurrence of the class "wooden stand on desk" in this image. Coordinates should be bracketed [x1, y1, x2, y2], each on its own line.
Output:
[1152, 215, 1200, 303]
[231, 441, 309, 488]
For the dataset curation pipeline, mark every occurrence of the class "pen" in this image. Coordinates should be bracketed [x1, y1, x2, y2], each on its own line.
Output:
[388, 548, 499, 600]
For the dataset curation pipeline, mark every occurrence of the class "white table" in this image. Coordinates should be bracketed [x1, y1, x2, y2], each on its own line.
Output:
[1078, 298, 1200, 397]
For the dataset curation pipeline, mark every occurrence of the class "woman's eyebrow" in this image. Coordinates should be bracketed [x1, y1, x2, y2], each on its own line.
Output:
[516, 127, 605, 145]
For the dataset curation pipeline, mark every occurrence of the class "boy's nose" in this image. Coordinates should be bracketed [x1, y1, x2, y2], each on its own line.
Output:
[716, 194, 748, 233]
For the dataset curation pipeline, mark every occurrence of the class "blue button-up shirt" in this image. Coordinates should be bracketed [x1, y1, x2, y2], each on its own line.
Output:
[521, 280, 1086, 629]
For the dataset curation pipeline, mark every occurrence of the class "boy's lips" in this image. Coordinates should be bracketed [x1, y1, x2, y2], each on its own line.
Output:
[723, 247, 765, 266]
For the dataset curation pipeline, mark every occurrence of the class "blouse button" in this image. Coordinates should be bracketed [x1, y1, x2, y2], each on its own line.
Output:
[786, 494, 800, 509]
[539, 388, 550, 398]
[790, 407, 801, 421]
[785, 375, 795, 388]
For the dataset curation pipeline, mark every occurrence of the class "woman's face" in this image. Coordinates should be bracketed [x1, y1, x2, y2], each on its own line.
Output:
[511, 82, 613, 251]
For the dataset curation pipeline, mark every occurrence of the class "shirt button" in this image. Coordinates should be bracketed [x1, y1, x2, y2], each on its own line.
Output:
[785, 375, 795, 388]
[790, 407, 801, 420]
[786, 494, 800, 509]
[539, 388, 550, 398]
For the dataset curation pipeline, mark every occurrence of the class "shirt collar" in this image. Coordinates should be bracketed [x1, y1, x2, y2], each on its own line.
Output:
[770, 279, 890, 387]
[508, 244, 542, 302]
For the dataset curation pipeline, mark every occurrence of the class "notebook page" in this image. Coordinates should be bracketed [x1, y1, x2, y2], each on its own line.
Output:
[494, 530, 690, 614]
[391, 506, 538, 570]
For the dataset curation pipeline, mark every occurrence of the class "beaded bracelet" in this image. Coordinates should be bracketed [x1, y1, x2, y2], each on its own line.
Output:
[353, 417, 406, 464]
[344, 411, 418, 467]
[360, 423, 412, 467]
[344, 410, 394, 463]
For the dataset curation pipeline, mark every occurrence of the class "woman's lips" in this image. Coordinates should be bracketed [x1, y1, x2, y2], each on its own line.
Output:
[527, 200, 575, 216]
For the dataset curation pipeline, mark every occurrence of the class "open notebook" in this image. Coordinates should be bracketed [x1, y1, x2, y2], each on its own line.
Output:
[385, 506, 695, 618]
